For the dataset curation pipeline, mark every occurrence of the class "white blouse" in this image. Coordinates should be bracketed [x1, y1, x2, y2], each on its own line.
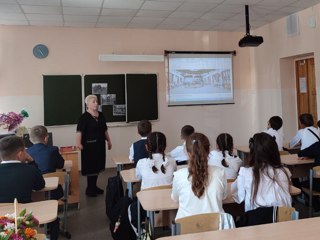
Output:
[208, 150, 242, 179]
[289, 126, 320, 150]
[135, 153, 177, 190]
[171, 166, 227, 220]
[231, 166, 292, 212]
[264, 128, 284, 150]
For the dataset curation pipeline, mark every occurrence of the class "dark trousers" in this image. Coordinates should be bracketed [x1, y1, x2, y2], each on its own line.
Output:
[87, 175, 98, 191]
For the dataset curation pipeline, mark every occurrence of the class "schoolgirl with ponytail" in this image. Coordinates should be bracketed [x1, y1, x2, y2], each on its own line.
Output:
[208, 133, 242, 179]
[135, 131, 177, 190]
[171, 132, 227, 220]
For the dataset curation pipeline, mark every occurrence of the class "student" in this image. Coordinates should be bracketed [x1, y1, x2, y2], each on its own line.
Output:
[264, 116, 284, 150]
[135, 131, 176, 190]
[0, 135, 45, 203]
[289, 113, 319, 151]
[169, 125, 195, 165]
[208, 133, 242, 179]
[27, 125, 65, 174]
[172, 133, 227, 220]
[232, 132, 292, 212]
[129, 120, 152, 166]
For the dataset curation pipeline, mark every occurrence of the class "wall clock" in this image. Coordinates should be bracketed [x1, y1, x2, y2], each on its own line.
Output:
[33, 44, 49, 59]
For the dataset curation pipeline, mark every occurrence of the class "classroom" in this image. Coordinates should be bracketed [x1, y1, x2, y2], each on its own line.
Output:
[1, 0, 320, 239]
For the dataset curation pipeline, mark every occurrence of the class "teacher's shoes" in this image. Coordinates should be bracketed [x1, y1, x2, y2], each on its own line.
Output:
[95, 186, 104, 194]
[86, 187, 97, 197]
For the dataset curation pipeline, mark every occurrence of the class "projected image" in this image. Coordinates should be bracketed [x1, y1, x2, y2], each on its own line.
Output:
[92, 83, 108, 95]
[167, 53, 234, 106]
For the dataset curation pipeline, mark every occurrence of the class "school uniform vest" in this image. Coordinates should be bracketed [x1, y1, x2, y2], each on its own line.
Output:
[133, 139, 148, 165]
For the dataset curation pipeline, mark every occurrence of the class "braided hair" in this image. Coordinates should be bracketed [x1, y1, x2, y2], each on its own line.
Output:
[216, 133, 234, 168]
[147, 132, 167, 174]
[186, 133, 210, 198]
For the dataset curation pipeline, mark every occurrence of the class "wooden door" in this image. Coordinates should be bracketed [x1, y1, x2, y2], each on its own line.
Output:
[295, 58, 317, 127]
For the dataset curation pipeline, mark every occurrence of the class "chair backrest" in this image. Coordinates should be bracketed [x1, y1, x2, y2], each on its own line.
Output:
[279, 150, 289, 155]
[227, 178, 236, 183]
[312, 166, 320, 179]
[43, 171, 67, 186]
[143, 184, 172, 191]
[175, 213, 220, 235]
[276, 206, 299, 222]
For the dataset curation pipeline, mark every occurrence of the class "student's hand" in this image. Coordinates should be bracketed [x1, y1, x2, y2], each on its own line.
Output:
[24, 152, 34, 163]
[77, 144, 83, 150]
[298, 156, 310, 160]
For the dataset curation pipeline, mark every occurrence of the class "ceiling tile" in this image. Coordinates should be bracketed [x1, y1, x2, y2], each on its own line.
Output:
[64, 15, 98, 22]
[141, 1, 181, 11]
[29, 20, 63, 26]
[168, 11, 204, 18]
[26, 13, 63, 21]
[62, 0, 103, 8]
[136, 10, 171, 18]
[21, 5, 61, 14]
[161, 17, 195, 25]
[0, 4, 22, 13]
[102, 9, 138, 17]
[177, 2, 218, 12]
[17, 0, 60, 6]
[0, 19, 28, 25]
[127, 22, 159, 29]
[0, 12, 26, 20]
[98, 16, 132, 23]
[63, 7, 101, 15]
[103, 0, 144, 9]
[64, 21, 96, 27]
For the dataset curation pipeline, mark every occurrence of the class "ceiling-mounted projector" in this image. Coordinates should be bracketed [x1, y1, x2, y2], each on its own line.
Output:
[239, 5, 263, 47]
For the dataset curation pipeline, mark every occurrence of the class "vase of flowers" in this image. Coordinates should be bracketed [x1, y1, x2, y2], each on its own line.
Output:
[0, 110, 29, 132]
[0, 208, 40, 240]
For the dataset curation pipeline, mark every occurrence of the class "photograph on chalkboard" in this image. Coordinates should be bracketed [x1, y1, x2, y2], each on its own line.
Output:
[113, 105, 126, 116]
[92, 83, 108, 95]
[101, 94, 116, 105]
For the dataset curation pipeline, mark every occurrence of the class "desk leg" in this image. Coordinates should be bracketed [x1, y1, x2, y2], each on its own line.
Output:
[117, 164, 123, 176]
[128, 182, 133, 199]
[137, 198, 141, 239]
[149, 211, 155, 238]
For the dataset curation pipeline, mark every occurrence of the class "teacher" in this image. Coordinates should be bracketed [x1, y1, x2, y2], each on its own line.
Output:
[76, 95, 112, 197]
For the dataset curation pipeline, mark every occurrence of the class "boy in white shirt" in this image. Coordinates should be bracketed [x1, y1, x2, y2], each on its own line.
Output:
[264, 116, 283, 151]
[169, 125, 194, 165]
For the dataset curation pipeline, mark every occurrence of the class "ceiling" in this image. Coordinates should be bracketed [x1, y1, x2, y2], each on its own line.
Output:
[0, 0, 319, 32]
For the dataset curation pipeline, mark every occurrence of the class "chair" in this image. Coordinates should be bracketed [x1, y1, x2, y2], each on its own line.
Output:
[276, 206, 299, 222]
[43, 171, 71, 239]
[171, 212, 235, 235]
[301, 166, 320, 217]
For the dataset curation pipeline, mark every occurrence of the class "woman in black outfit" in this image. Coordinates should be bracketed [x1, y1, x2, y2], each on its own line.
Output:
[76, 95, 112, 197]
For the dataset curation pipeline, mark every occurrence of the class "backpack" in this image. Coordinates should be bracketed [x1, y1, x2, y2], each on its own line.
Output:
[106, 175, 124, 219]
[109, 194, 137, 240]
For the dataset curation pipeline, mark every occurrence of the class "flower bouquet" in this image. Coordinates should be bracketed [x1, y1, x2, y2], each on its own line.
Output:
[0, 110, 29, 132]
[0, 206, 39, 240]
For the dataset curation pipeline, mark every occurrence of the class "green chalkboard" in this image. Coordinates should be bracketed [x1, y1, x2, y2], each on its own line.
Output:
[126, 74, 158, 122]
[43, 75, 82, 126]
[84, 75, 126, 122]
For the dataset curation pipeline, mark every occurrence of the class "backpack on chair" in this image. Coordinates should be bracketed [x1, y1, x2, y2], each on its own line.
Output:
[108, 192, 137, 240]
[106, 175, 124, 219]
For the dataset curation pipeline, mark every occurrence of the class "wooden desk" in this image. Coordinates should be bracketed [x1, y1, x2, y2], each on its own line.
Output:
[159, 217, 320, 240]
[60, 150, 80, 208]
[136, 184, 301, 238]
[120, 168, 139, 198]
[281, 154, 314, 178]
[112, 155, 134, 172]
[0, 200, 58, 224]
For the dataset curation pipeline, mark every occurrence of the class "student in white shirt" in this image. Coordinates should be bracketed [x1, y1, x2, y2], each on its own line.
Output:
[169, 125, 194, 165]
[264, 116, 284, 150]
[231, 132, 292, 212]
[172, 133, 227, 220]
[208, 133, 242, 180]
[135, 131, 176, 190]
[289, 113, 319, 151]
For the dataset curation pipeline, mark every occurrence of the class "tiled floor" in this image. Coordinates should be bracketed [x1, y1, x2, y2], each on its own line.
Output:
[58, 168, 318, 239]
